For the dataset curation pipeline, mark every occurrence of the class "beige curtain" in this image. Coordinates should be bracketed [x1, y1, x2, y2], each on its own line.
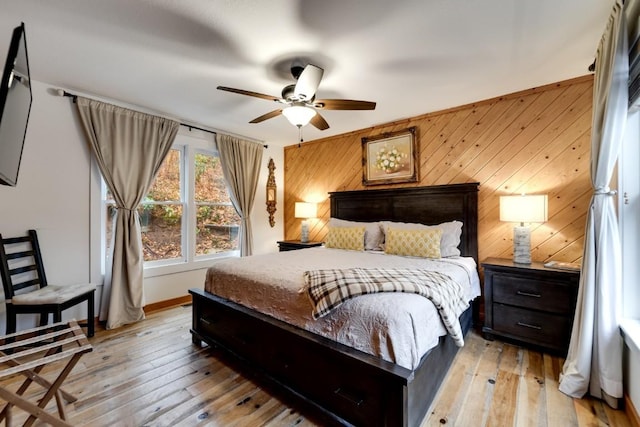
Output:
[76, 97, 179, 329]
[215, 134, 264, 256]
[559, 0, 627, 407]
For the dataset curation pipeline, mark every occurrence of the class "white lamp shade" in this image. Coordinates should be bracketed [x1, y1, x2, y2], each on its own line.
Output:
[282, 106, 316, 127]
[295, 202, 317, 219]
[500, 195, 548, 224]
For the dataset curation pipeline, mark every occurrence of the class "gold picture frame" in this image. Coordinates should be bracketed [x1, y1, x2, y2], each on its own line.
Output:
[362, 127, 418, 186]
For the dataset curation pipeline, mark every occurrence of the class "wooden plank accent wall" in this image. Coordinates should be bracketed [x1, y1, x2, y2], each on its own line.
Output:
[284, 75, 593, 264]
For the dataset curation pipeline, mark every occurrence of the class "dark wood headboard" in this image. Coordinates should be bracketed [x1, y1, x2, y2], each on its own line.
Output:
[329, 183, 479, 262]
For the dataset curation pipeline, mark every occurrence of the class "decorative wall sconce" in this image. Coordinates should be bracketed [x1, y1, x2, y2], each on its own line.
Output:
[266, 158, 277, 227]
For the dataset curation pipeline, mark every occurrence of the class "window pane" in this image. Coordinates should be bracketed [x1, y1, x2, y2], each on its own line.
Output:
[105, 204, 116, 256]
[194, 152, 230, 203]
[140, 204, 183, 262]
[146, 149, 182, 202]
[196, 204, 240, 256]
[105, 204, 184, 263]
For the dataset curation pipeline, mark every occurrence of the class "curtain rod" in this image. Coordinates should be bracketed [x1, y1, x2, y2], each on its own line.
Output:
[178, 123, 268, 149]
[55, 89, 268, 148]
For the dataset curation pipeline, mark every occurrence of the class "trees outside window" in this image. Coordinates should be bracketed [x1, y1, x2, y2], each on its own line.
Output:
[104, 136, 240, 271]
[193, 151, 240, 257]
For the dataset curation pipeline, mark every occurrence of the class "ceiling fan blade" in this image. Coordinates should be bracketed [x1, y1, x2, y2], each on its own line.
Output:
[310, 112, 330, 130]
[249, 109, 283, 123]
[294, 65, 324, 101]
[314, 99, 376, 110]
[217, 86, 280, 102]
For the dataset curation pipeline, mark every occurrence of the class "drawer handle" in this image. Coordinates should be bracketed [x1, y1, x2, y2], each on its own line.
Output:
[201, 317, 216, 326]
[516, 290, 541, 298]
[334, 387, 364, 407]
[517, 321, 542, 330]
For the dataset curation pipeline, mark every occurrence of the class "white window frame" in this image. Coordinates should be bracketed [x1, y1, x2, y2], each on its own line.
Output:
[95, 128, 240, 281]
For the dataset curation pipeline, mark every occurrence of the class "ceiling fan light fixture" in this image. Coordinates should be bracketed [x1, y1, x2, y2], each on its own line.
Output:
[217, 62, 375, 131]
[282, 105, 316, 127]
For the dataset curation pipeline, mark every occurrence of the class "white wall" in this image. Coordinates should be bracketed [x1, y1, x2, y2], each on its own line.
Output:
[0, 81, 284, 332]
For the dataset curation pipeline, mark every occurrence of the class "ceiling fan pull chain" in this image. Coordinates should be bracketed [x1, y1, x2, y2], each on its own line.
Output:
[298, 125, 303, 147]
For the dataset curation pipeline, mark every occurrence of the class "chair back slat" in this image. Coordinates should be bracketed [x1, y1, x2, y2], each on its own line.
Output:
[9, 264, 38, 276]
[2, 236, 30, 245]
[1, 230, 48, 300]
[13, 279, 41, 292]
[6, 250, 35, 260]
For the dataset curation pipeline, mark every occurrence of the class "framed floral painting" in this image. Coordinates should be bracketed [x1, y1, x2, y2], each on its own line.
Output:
[362, 126, 418, 185]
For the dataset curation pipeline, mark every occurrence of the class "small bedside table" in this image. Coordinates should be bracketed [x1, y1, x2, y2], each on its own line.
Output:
[482, 257, 579, 355]
[277, 240, 323, 252]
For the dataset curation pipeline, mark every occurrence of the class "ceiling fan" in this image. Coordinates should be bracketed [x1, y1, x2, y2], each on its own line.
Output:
[217, 63, 376, 131]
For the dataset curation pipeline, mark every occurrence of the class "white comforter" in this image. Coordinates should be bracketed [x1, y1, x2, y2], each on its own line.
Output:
[204, 247, 481, 370]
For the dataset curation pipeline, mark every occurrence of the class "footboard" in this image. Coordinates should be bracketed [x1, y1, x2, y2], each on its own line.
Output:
[190, 288, 472, 426]
[190, 288, 412, 426]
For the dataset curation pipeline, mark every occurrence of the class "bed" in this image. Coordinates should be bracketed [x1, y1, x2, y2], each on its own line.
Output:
[190, 182, 480, 426]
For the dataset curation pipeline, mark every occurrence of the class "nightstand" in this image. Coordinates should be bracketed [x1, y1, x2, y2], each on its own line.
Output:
[277, 240, 323, 252]
[482, 257, 579, 355]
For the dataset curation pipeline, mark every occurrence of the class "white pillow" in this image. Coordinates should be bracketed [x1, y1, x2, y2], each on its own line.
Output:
[381, 220, 463, 257]
[329, 218, 384, 251]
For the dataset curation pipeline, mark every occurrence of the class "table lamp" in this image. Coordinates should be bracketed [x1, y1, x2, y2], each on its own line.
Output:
[295, 202, 317, 243]
[500, 194, 548, 264]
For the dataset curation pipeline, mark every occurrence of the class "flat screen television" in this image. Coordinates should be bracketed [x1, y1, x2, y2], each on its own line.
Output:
[0, 22, 32, 186]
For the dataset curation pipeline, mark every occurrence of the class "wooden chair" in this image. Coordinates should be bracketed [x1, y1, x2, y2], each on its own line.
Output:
[0, 230, 95, 337]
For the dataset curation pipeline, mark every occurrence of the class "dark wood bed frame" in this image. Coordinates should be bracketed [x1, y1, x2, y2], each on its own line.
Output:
[190, 182, 479, 426]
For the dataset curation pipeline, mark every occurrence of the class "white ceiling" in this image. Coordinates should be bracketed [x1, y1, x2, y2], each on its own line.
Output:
[0, 0, 613, 147]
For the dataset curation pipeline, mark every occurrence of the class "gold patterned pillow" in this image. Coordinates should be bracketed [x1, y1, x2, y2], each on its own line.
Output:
[324, 226, 366, 251]
[384, 227, 442, 258]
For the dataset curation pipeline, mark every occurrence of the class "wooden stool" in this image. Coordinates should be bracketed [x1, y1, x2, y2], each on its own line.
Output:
[0, 319, 92, 427]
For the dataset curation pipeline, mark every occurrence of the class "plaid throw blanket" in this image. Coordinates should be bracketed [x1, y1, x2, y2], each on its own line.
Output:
[303, 268, 470, 346]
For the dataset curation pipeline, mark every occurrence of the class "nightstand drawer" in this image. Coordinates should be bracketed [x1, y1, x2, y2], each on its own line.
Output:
[493, 303, 572, 348]
[492, 274, 575, 314]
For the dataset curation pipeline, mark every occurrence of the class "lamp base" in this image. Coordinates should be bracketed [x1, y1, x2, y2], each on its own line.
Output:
[513, 225, 531, 264]
[300, 220, 309, 243]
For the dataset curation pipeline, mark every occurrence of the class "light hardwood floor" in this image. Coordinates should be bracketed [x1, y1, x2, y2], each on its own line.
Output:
[0, 305, 633, 427]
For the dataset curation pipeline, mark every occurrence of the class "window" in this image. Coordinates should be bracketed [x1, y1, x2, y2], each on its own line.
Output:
[193, 152, 240, 256]
[138, 148, 184, 263]
[620, 111, 640, 319]
[103, 132, 240, 276]
[620, 108, 640, 352]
